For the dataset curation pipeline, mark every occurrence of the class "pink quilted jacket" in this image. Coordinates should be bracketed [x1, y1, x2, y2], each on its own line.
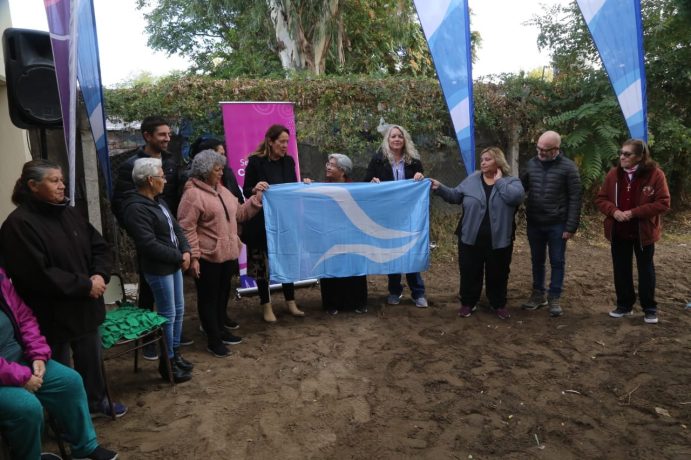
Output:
[0, 267, 52, 386]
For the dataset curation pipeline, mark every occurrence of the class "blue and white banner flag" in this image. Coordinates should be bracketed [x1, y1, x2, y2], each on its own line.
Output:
[577, 0, 648, 140]
[264, 180, 430, 283]
[414, 0, 475, 172]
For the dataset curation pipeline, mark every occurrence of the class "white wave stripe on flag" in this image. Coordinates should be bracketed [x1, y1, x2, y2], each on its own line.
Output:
[415, 0, 454, 39]
[618, 79, 643, 120]
[314, 239, 420, 268]
[300, 186, 415, 239]
[88, 102, 105, 142]
[450, 97, 470, 132]
[577, 0, 608, 23]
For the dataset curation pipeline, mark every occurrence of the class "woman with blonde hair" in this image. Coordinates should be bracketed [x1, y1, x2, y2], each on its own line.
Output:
[364, 124, 428, 307]
[430, 147, 524, 319]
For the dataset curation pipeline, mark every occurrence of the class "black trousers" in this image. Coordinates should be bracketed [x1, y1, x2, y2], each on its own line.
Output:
[50, 330, 107, 411]
[194, 259, 234, 347]
[137, 263, 155, 311]
[458, 239, 513, 309]
[611, 238, 656, 313]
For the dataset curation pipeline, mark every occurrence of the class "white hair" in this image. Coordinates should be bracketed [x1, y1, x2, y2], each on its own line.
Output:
[328, 153, 353, 177]
[132, 158, 163, 188]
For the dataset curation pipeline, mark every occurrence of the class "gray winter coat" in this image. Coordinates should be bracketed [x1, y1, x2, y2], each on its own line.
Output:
[435, 172, 525, 249]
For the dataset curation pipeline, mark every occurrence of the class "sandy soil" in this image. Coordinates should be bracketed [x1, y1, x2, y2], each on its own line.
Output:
[88, 228, 691, 460]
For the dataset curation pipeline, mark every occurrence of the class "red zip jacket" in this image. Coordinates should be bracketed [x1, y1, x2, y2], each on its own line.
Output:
[595, 165, 671, 246]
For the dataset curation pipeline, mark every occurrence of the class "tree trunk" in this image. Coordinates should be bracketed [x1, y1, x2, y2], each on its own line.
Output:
[268, 0, 306, 71]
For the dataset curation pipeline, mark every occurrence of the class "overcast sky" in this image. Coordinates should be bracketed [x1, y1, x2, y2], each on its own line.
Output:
[8, 0, 570, 86]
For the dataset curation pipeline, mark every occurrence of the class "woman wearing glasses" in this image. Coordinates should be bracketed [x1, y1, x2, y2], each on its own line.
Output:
[122, 158, 193, 382]
[595, 139, 670, 324]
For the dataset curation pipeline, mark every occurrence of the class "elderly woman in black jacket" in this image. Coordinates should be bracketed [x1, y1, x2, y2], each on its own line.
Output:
[122, 158, 193, 383]
[0, 159, 126, 419]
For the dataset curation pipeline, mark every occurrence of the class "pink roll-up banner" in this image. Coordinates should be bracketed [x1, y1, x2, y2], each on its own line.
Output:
[220, 102, 301, 289]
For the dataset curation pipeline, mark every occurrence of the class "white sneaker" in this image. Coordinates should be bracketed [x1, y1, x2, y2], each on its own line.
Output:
[414, 297, 428, 308]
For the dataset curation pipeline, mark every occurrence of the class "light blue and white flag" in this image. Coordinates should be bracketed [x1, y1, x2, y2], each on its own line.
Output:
[414, 0, 475, 172]
[263, 180, 430, 283]
[577, 0, 648, 140]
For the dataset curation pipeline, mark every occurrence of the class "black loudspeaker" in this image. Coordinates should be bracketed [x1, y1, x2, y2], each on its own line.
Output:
[2, 28, 62, 129]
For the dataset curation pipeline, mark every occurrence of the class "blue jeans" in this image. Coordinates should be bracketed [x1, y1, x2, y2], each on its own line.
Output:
[0, 360, 98, 459]
[527, 223, 567, 298]
[144, 270, 184, 358]
[388, 273, 425, 299]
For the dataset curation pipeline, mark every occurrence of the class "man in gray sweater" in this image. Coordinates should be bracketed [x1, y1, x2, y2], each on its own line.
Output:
[520, 131, 582, 316]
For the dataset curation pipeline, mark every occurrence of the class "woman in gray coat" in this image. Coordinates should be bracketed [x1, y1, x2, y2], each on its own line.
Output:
[430, 147, 524, 319]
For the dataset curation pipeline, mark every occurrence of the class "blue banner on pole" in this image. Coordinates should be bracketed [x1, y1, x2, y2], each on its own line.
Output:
[264, 180, 430, 283]
[577, 0, 648, 140]
[414, 0, 475, 172]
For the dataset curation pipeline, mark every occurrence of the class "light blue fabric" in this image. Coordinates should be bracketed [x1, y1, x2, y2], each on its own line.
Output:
[576, 0, 648, 140]
[414, 0, 475, 172]
[264, 180, 430, 283]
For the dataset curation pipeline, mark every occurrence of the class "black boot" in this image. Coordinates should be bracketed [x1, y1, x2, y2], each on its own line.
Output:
[173, 348, 194, 372]
[159, 356, 192, 383]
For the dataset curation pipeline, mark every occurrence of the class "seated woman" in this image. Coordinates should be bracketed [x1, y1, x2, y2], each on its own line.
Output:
[122, 158, 193, 383]
[177, 150, 265, 358]
[0, 265, 118, 460]
[319, 154, 368, 315]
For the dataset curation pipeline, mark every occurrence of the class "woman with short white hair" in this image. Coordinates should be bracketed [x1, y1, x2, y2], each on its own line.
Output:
[122, 158, 193, 383]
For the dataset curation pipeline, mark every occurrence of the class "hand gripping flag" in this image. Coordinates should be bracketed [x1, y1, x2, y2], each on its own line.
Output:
[263, 180, 431, 283]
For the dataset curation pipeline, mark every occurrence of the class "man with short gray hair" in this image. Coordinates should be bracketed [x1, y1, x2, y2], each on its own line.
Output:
[520, 130, 582, 317]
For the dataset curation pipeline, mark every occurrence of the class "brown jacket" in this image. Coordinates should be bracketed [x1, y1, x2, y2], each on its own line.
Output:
[595, 165, 670, 246]
[178, 178, 261, 263]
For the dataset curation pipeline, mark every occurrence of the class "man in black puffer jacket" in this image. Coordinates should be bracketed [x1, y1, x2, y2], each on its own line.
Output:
[520, 130, 582, 317]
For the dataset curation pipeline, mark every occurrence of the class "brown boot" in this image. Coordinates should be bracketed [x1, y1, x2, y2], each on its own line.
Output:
[286, 300, 305, 317]
[262, 302, 277, 323]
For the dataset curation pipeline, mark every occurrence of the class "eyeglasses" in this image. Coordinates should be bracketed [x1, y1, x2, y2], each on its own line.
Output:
[619, 150, 636, 158]
[325, 162, 342, 169]
[536, 146, 559, 155]
[149, 175, 165, 179]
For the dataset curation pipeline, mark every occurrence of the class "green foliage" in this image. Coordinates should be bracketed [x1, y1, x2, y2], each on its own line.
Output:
[104, 75, 453, 164]
[532, 0, 691, 199]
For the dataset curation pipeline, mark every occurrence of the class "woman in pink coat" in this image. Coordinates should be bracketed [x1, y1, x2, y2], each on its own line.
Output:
[178, 150, 266, 358]
[0, 265, 117, 460]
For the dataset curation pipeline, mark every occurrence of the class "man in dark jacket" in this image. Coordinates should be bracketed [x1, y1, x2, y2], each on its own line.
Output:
[520, 130, 582, 317]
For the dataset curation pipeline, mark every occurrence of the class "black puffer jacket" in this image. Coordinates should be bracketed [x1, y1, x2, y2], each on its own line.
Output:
[112, 147, 181, 223]
[121, 193, 191, 276]
[363, 150, 423, 182]
[520, 154, 582, 233]
[0, 198, 112, 343]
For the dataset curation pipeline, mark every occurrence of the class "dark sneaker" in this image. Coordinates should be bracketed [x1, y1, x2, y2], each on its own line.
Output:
[458, 305, 476, 317]
[495, 307, 511, 320]
[644, 312, 658, 324]
[73, 446, 118, 460]
[207, 343, 231, 358]
[179, 334, 194, 346]
[387, 294, 403, 305]
[221, 332, 242, 345]
[609, 307, 634, 318]
[548, 297, 563, 317]
[224, 318, 240, 330]
[327, 308, 339, 315]
[354, 306, 368, 314]
[142, 343, 158, 361]
[522, 290, 547, 310]
[91, 400, 127, 419]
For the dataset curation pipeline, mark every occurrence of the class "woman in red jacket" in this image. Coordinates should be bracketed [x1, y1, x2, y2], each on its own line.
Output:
[595, 139, 670, 324]
[0, 266, 117, 460]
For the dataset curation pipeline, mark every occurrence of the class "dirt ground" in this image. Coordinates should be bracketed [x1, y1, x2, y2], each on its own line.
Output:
[88, 225, 691, 460]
